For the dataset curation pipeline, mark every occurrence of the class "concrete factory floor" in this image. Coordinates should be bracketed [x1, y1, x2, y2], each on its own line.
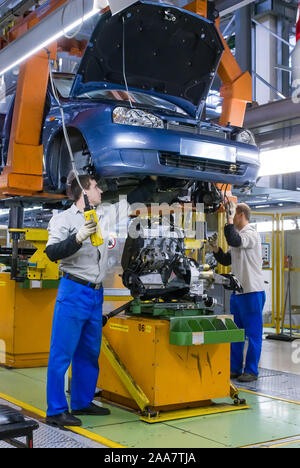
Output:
[1, 332, 300, 448]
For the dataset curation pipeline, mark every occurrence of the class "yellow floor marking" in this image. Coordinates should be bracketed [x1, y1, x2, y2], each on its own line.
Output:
[241, 435, 300, 448]
[0, 391, 125, 448]
[238, 387, 300, 406]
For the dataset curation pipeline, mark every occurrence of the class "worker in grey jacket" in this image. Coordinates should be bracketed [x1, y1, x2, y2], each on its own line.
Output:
[45, 174, 157, 428]
[209, 202, 266, 383]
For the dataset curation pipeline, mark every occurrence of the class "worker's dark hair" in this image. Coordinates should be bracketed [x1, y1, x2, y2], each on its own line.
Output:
[236, 203, 251, 221]
[68, 174, 95, 202]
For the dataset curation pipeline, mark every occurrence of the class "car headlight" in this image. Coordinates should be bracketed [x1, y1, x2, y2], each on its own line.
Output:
[113, 107, 164, 129]
[235, 129, 256, 146]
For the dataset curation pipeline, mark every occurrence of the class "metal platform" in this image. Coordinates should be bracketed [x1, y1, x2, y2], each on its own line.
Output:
[232, 368, 300, 403]
[0, 398, 104, 449]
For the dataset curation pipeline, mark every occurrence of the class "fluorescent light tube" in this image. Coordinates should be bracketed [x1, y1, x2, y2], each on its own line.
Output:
[0, 0, 138, 76]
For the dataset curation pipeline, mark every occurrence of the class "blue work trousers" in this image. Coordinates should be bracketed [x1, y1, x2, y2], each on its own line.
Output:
[230, 291, 266, 376]
[47, 276, 103, 416]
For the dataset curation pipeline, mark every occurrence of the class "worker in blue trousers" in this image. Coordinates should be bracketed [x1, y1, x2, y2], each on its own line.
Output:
[208, 202, 266, 383]
[45, 174, 157, 428]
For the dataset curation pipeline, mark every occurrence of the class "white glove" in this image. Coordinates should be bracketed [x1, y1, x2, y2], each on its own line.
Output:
[226, 201, 236, 222]
[76, 219, 97, 244]
[207, 232, 218, 250]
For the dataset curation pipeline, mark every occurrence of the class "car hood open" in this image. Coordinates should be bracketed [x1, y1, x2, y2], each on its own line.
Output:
[70, 1, 224, 118]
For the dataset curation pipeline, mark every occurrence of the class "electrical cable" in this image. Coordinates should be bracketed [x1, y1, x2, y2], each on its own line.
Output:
[61, 0, 85, 40]
[45, 49, 104, 247]
[45, 48, 86, 196]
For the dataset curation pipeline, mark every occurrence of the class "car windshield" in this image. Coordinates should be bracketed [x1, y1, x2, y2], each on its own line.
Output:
[76, 89, 188, 116]
[53, 75, 75, 98]
[52, 74, 188, 115]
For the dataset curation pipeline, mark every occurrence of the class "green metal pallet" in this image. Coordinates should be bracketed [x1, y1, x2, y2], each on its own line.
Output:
[129, 299, 207, 317]
[128, 300, 245, 346]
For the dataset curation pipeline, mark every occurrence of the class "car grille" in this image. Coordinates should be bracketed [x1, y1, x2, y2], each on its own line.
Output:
[159, 152, 246, 175]
[166, 121, 228, 141]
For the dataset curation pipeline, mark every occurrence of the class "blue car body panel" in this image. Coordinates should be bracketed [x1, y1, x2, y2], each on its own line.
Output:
[42, 96, 259, 187]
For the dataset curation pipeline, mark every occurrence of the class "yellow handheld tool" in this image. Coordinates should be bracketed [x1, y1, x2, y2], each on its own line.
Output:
[84, 194, 104, 247]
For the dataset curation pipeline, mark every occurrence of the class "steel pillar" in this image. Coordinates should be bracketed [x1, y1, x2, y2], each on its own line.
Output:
[235, 4, 252, 74]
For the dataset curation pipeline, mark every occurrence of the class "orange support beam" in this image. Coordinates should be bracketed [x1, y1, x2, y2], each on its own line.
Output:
[2, 0, 68, 46]
[184, 0, 208, 18]
[0, 44, 57, 196]
[0, 0, 66, 198]
[57, 38, 87, 58]
[215, 18, 252, 128]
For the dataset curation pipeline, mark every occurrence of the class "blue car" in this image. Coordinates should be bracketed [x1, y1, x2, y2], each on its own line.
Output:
[1, 1, 259, 207]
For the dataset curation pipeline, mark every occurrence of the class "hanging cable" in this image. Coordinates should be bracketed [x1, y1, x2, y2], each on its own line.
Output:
[45, 48, 86, 195]
[45, 48, 104, 246]
[61, 0, 85, 40]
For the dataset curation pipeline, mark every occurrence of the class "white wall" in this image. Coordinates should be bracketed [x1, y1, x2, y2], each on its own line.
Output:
[255, 14, 278, 105]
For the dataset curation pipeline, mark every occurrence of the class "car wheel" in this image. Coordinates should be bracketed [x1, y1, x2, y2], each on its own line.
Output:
[47, 129, 92, 192]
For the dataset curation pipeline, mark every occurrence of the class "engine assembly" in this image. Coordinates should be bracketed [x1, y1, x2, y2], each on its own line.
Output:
[122, 216, 242, 310]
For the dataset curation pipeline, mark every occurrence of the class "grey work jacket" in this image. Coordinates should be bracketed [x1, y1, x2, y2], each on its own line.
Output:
[46, 200, 128, 284]
[230, 224, 265, 294]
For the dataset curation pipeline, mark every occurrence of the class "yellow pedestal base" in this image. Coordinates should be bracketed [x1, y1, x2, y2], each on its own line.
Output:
[140, 402, 250, 423]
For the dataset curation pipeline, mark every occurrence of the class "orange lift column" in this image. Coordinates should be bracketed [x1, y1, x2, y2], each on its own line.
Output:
[0, 0, 69, 199]
[0, 44, 57, 196]
[215, 17, 252, 128]
[184, 0, 208, 17]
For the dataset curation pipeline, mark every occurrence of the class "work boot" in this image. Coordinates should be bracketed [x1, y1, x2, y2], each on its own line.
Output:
[230, 372, 242, 379]
[46, 411, 82, 428]
[237, 373, 258, 383]
[72, 402, 111, 416]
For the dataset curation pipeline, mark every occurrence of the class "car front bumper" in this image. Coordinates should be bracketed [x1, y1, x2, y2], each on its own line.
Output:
[87, 124, 260, 186]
